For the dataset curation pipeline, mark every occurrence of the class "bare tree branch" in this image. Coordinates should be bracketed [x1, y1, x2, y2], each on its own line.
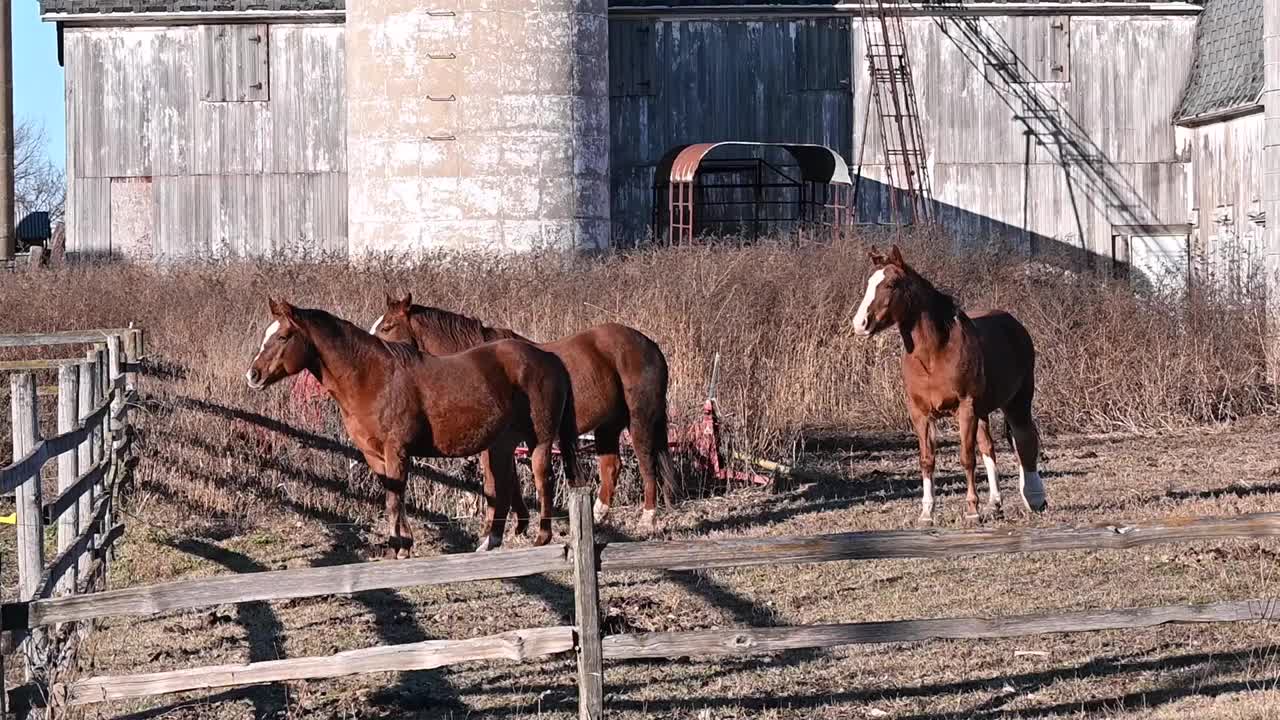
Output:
[14, 119, 66, 232]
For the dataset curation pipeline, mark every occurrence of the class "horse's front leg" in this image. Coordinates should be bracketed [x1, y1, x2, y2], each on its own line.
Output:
[476, 447, 513, 552]
[956, 401, 980, 521]
[381, 447, 413, 559]
[909, 406, 937, 525]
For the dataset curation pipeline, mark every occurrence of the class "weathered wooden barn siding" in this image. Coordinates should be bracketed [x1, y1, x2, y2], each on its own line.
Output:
[63, 23, 346, 258]
[1184, 113, 1265, 278]
[608, 18, 852, 241]
[853, 15, 1196, 261]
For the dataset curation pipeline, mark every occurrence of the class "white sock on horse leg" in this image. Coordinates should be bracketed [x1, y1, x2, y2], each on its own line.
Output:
[593, 498, 610, 523]
[920, 474, 935, 520]
[982, 454, 1001, 505]
[474, 532, 503, 552]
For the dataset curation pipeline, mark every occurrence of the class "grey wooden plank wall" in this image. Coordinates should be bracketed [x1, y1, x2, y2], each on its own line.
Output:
[608, 18, 854, 242]
[63, 23, 347, 258]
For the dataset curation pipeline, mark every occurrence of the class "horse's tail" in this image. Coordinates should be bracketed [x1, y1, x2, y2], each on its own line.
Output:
[556, 369, 581, 488]
[651, 396, 678, 507]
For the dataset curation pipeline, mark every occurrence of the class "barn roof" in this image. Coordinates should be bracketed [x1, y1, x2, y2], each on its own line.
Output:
[39, 0, 1201, 14]
[1173, 0, 1264, 123]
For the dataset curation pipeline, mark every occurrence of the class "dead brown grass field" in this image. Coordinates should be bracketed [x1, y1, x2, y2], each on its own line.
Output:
[1, 232, 1278, 719]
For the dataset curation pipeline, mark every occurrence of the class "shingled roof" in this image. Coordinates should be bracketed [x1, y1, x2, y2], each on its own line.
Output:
[1174, 0, 1264, 123]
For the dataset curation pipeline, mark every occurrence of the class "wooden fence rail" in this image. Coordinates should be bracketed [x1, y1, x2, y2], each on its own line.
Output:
[0, 327, 143, 719]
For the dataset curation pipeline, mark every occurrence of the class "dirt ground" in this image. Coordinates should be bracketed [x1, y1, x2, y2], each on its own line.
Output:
[57, 420, 1280, 720]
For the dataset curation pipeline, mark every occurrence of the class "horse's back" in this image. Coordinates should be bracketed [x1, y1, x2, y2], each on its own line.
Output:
[967, 309, 1035, 406]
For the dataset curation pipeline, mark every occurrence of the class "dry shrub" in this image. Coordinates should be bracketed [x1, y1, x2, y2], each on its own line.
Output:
[0, 228, 1272, 532]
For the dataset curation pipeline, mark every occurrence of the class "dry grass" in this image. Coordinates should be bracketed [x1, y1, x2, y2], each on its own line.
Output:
[0, 229, 1274, 525]
[0, 230, 1277, 718]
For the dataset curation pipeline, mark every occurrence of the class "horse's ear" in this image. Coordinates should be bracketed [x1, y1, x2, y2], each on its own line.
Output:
[270, 298, 298, 322]
[402, 291, 412, 308]
[888, 245, 906, 267]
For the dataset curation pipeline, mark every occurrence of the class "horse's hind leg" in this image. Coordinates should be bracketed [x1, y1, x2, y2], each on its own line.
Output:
[977, 416, 1003, 517]
[624, 377, 672, 533]
[476, 446, 514, 552]
[593, 425, 624, 524]
[1006, 380, 1047, 513]
[530, 442, 556, 546]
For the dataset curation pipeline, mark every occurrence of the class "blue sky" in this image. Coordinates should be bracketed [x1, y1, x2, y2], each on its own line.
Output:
[14, 0, 65, 170]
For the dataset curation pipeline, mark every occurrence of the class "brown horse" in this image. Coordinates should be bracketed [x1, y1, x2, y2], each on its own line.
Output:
[369, 294, 675, 531]
[245, 298, 580, 557]
[852, 245, 1047, 524]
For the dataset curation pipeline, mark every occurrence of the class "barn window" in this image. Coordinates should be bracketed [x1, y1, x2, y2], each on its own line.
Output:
[200, 25, 270, 102]
[796, 19, 850, 92]
[1112, 228, 1190, 295]
[609, 22, 655, 97]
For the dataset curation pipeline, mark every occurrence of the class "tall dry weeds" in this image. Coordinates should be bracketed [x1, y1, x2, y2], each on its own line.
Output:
[0, 230, 1272, 534]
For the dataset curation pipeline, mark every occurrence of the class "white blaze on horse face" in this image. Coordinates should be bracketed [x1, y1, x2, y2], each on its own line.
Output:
[853, 268, 886, 336]
[246, 320, 281, 388]
[369, 315, 384, 335]
[982, 454, 1001, 506]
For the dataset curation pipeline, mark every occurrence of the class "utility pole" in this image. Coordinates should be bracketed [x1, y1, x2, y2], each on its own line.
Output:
[0, 0, 13, 261]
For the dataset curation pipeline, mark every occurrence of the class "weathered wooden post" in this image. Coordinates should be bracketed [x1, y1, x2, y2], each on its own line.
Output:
[11, 372, 48, 712]
[89, 346, 106, 502]
[11, 372, 43, 600]
[76, 359, 96, 587]
[105, 334, 125, 563]
[569, 487, 604, 719]
[125, 326, 143, 394]
[56, 365, 80, 597]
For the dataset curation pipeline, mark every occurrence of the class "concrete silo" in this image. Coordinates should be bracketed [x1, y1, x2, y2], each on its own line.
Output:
[346, 0, 610, 255]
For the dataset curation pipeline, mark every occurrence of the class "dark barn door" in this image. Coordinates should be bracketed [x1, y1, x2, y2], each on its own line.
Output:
[609, 18, 854, 244]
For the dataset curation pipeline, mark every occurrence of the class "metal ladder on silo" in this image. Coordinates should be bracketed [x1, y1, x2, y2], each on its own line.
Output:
[857, 0, 935, 225]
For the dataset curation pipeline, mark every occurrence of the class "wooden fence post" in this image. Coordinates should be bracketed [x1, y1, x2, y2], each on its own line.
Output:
[11, 372, 44, 600]
[105, 334, 124, 563]
[124, 326, 140, 393]
[56, 366, 80, 598]
[11, 372, 48, 711]
[89, 347, 106, 504]
[76, 360, 98, 600]
[569, 487, 604, 720]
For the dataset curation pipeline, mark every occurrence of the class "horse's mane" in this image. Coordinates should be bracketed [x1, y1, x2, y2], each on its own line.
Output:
[408, 305, 528, 352]
[900, 265, 960, 342]
[296, 306, 420, 364]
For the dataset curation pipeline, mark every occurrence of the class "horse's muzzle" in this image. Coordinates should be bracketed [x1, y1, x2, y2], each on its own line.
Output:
[245, 369, 266, 390]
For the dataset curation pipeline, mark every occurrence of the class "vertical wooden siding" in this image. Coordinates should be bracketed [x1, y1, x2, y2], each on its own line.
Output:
[63, 23, 346, 257]
[608, 18, 854, 241]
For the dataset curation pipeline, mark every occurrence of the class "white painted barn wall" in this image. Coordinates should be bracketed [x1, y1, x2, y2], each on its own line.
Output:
[63, 23, 347, 259]
[853, 14, 1197, 264]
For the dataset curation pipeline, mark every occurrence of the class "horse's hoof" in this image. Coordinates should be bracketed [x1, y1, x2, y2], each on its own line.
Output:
[380, 545, 398, 561]
[397, 547, 411, 560]
[474, 534, 501, 552]
[639, 509, 657, 533]
[513, 518, 530, 537]
[593, 499, 611, 524]
[917, 513, 935, 527]
[534, 529, 552, 547]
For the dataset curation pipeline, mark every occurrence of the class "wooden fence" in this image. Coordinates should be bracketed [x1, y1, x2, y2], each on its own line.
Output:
[0, 328, 144, 719]
[0, 472, 1275, 718]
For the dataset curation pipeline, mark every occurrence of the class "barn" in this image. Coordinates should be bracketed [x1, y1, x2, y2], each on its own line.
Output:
[37, 0, 1279, 284]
